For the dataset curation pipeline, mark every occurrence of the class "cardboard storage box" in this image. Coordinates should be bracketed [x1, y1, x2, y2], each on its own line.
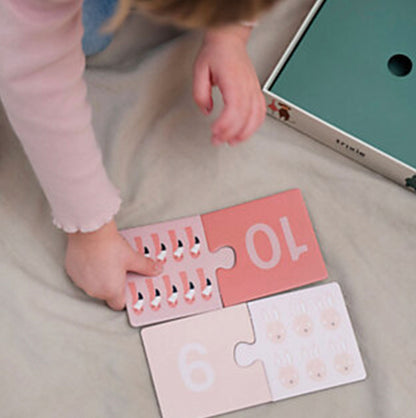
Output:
[263, 0, 416, 192]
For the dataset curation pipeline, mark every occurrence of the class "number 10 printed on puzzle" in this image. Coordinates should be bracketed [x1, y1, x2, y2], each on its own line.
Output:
[120, 189, 328, 327]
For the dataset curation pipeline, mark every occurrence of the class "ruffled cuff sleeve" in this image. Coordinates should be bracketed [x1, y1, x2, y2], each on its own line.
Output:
[0, 0, 121, 232]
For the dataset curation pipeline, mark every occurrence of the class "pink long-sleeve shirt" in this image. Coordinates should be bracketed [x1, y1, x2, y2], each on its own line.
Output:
[0, 0, 121, 233]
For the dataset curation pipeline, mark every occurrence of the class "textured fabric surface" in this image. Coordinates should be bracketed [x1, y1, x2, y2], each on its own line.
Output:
[1, 1, 415, 417]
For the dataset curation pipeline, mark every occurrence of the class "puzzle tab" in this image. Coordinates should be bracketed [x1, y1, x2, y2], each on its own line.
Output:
[142, 283, 366, 418]
[121, 189, 327, 326]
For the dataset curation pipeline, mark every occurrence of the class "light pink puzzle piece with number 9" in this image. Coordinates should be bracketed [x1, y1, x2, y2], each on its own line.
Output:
[141, 305, 271, 418]
[121, 189, 327, 326]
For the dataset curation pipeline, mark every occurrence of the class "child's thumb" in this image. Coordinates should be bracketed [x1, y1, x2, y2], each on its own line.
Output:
[127, 252, 164, 277]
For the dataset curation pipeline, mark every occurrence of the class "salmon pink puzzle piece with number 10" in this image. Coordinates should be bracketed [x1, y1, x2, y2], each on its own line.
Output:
[201, 188, 327, 306]
[121, 189, 327, 326]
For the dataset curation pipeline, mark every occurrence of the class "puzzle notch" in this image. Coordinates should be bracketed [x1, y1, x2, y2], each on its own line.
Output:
[234, 340, 258, 368]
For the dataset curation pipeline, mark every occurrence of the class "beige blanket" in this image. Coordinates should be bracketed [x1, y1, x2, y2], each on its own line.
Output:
[1, 0, 415, 417]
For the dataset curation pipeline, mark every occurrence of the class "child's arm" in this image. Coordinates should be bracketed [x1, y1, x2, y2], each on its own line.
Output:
[0, 0, 121, 232]
[0, 0, 161, 309]
[193, 24, 266, 145]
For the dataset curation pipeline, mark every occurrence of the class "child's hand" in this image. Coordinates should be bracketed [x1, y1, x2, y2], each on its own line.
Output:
[65, 219, 163, 310]
[193, 25, 266, 146]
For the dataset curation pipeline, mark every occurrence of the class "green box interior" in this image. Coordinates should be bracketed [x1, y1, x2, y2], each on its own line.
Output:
[270, 0, 416, 168]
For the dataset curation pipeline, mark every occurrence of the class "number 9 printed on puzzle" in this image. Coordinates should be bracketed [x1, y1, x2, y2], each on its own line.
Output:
[141, 305, 271, 418]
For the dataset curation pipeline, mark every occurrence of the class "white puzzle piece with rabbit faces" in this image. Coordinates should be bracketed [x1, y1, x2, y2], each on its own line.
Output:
[235, 283, 366, 401]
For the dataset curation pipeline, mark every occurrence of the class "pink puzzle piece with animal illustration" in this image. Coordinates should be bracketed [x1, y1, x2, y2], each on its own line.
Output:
[121, 216, 234, 327]
[142, 283, 366, 418]
[121, 189, 327, 327]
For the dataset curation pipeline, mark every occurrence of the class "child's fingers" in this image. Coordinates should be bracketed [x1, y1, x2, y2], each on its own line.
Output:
[193, 62, 213, 115]
[105, 248, 164, 311]
[212, 82, 250, 142]
[234, 92, 266, 142]
[227, 106, 257, 145]
[106, 287, 126, 311]
[82, 272, 126, 310]
[126, 250, 164, 277]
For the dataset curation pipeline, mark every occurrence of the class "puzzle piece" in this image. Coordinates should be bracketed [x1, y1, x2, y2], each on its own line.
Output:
[141, 304, 271, 418]
[235, 283, 366, 401]
[201, 189, 328, 306]
[121, 215, 234, 327]
[121, 189, 327, 326]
